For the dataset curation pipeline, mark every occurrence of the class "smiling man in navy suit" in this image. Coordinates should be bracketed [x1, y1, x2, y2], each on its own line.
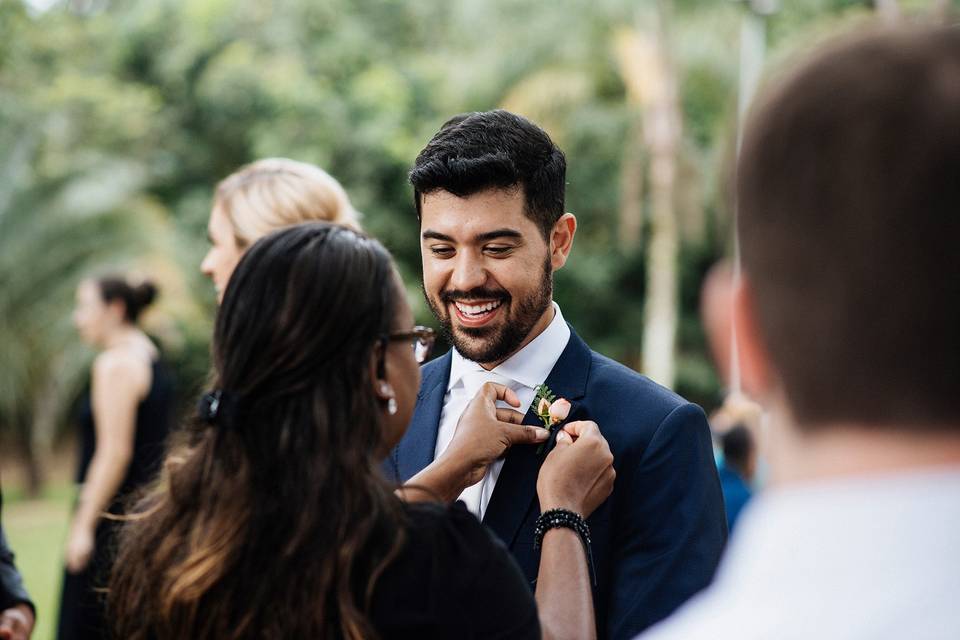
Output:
[386, 109, 726, 639]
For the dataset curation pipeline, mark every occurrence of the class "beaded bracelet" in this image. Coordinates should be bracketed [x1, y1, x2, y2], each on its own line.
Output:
[533, 508, 598, 586]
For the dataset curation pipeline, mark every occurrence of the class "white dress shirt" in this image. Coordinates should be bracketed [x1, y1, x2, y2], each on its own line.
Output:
[434, 302, 571, 519]
[640, 468, 960, 640]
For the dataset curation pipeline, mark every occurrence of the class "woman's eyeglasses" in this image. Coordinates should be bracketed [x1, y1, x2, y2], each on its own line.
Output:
[382, 326, 436, 364]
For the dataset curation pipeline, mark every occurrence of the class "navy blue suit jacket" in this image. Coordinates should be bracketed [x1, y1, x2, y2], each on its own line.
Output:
[384, 328, 727, 639]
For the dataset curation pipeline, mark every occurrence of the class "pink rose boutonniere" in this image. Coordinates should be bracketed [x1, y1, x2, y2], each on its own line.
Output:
[533, 383, 571, 454]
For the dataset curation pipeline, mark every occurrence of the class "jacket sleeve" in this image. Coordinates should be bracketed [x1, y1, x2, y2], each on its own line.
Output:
[605, 402, 727, 640]
[0, 491, 34, 615]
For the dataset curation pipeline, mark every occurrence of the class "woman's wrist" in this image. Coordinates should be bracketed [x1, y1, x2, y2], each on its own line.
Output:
[71, 504, 100, 534]
[534, 508, 597, 587]
[537, 494, 584, 515]
[406, 454, 471, 503]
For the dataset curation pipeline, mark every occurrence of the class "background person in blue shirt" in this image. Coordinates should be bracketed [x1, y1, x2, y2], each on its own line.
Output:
[718, 425, 756, 533]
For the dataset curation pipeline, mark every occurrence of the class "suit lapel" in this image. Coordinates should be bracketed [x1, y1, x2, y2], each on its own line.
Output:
[482, 328, 592, 548]
[396, 351, 452, 482]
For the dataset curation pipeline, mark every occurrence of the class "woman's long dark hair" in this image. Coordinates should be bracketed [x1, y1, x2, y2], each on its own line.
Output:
[109, 223, 407, 639]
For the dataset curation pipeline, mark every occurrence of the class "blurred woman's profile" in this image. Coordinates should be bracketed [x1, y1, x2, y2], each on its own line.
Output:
[200, 157, 360, 301]
[59, 274, 173, 639]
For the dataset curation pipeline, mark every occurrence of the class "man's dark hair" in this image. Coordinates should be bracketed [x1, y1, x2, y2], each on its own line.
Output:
[410, 110, 566, 239]
[721, 425, 754, 475]
[737, 26, 960, 430]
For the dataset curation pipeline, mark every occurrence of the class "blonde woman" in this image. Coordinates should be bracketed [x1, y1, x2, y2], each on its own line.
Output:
[201, 158, 360, 300]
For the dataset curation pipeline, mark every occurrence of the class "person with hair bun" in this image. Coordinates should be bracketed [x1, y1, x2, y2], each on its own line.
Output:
[58, 274, 174, 639]
[201, 157, 361, 301]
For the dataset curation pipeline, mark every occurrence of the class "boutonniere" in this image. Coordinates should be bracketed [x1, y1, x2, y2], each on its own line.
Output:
[532, 383, 571, 454]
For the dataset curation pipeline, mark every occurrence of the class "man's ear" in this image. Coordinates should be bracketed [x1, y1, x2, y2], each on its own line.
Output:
[549, 213, 577, 270]
[732, 274, 775, 400]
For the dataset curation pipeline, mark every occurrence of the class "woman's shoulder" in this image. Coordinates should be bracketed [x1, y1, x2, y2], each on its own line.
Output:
[92, 345, 155, 402]
[93, 349, 150, 384]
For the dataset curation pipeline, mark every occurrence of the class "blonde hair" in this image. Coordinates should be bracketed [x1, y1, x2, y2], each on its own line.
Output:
[214, 158, 360, 248]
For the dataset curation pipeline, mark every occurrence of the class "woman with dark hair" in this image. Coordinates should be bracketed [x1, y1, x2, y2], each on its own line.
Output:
[109, 223, 613, 639]
[59, 275, 174, 639]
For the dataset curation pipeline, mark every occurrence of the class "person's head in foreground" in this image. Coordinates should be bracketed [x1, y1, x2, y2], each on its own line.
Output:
[73, 274, 158, 347]
[109, 224, 427, 638]
[410, 109, 576, 367]
[647, 23, 960, 640]
[201, 157, 360, 300]
[724, 24, 960, 476]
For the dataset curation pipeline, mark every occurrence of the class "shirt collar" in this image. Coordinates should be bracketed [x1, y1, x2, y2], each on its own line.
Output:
[448, 302, 571, 391]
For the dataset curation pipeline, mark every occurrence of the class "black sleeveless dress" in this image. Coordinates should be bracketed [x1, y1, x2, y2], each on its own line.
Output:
[57, 359, 174, 640]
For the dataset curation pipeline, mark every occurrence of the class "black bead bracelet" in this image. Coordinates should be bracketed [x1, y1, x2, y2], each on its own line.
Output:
[533, 508, 598, 586]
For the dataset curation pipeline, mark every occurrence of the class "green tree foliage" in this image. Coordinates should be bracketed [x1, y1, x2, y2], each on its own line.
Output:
[5, 0, 947, 485]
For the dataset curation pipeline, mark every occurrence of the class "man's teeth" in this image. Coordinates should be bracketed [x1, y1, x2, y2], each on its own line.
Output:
[455, 300, 503, 316]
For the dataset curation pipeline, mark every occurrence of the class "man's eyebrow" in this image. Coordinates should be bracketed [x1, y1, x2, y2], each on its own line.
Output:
[421, 230, 454, 242]
[474, 229, 523, 243]
[421, 228, 524, 243]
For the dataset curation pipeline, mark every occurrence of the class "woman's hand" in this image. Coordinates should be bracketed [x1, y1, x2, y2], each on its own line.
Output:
[537, 421, 615, 518]
[441, 382, 549, 486]
[401, 383, 549, 502]
[65, 523, 95, 574]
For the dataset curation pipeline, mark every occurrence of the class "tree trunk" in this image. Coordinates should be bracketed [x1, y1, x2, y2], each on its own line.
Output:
[875, 0, 900, 22]
[642, 145, 679, 387]
[640, 4, 681, 388]
[619, 122, 645, 254]
[15, 411, 43, 498]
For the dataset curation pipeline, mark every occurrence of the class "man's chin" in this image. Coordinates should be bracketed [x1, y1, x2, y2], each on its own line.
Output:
[451, 326, 521, 365]
[448, 329, 486, 356]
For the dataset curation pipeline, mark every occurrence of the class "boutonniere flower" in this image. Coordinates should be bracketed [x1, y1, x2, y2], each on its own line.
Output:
[532, 383, 571, 454]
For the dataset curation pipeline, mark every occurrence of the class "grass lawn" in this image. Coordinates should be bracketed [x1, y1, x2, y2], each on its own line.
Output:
[4, 485, 73, 640]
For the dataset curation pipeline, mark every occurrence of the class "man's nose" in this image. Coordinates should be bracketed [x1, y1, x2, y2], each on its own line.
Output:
[449, 253, 487, 293]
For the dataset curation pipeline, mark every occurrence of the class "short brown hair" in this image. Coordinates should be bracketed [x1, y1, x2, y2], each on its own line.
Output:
[737, 25, 960, 429]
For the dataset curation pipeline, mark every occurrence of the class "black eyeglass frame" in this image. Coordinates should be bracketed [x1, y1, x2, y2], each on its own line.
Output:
[377, 326, 437, 377]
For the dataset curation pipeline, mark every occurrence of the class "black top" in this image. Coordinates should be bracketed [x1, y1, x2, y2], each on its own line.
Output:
[76, 359, 174, 511]
[371, 501, 540, 639]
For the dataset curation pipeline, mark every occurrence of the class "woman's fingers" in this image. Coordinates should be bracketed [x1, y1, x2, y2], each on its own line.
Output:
[477, 382, 521, 408]
[502, 423, 550, 445]
[561, 420, 600, 441]
[494, 407, 526, 425]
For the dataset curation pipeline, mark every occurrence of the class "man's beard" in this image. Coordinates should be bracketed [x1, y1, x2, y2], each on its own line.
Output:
[424, 256, 553, 365]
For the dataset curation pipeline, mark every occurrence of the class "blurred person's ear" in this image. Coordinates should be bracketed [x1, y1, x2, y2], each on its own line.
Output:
[701, 262, 734, 386]
[106, 299, 127, 325]
[732, 275, 775, 402]
[702, 263, 775, 400]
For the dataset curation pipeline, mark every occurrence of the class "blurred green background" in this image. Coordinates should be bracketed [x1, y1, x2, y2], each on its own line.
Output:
[1, 0, 954, 637]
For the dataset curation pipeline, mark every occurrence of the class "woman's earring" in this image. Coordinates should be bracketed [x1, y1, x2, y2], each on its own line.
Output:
[387, 397, 398, 416]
